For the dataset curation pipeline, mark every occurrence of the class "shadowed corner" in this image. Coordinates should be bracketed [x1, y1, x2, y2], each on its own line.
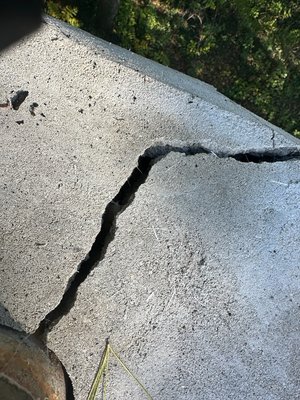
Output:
[0, 303, 74, 400]
[0, 0, 42, 52]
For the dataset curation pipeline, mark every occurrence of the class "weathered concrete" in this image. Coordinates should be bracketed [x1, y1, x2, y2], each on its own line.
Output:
[1, 16, 297, 333]
[0, 16, 300, 399]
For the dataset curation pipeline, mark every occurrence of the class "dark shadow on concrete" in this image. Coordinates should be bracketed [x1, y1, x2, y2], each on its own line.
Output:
[0, 303, 23, 332]
[0, 0, 42, 51]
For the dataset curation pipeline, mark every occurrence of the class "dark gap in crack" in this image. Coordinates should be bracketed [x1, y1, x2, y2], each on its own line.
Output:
[33, 144, 300, 344]
[229, 149, 300, 163]
[33, 155, 154, 342]
[61, 361, 75, 400]
[142, 144, 300, 163]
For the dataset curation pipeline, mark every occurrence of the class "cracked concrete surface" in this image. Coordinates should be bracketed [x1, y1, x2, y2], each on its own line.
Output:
[1, 16, 300, 399]
[49, 153, 300, 399]
[34, 144, 300, 340]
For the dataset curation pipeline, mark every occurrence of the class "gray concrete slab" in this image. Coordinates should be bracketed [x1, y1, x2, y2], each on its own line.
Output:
[1, 17, 298, 333]
[49, 153, 300, 399]
[0, 16, 299, 399]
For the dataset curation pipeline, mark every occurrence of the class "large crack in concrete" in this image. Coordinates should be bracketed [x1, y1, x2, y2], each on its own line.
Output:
[33, 144, 300, 343]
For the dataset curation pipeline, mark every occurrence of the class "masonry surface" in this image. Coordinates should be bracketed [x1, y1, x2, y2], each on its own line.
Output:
[1, 17, 299, 399]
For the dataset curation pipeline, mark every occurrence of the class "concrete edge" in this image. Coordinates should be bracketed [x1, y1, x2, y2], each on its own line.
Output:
[42, 16, 300, 145]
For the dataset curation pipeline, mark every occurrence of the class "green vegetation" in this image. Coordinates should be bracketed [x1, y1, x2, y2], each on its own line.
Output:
[45, 0, 300, 137]
[88, 340, 152, 399]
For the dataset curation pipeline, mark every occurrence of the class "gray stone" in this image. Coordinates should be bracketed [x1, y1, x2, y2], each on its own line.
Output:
[1, 17, 297, 333]
[0, 16, 299, 399]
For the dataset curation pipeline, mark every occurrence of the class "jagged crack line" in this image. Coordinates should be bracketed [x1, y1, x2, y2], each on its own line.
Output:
[34, 154, 154, 341]
[34, 144, 300, 341]
[143, 144, 300, 162]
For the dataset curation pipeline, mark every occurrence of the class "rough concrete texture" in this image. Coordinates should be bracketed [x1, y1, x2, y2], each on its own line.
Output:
[0, 15, 300, 399]
[1, 16, 298, 334]
[49, 153, 300, 399]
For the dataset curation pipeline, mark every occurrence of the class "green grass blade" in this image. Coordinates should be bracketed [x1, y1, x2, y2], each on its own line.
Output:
[87, 342, 110, 400]
[109, 344, 153, 400]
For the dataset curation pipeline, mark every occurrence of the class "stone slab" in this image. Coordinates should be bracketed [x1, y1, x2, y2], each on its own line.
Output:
[49, 153, 300, 399]
[2, 18, 299, 333]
